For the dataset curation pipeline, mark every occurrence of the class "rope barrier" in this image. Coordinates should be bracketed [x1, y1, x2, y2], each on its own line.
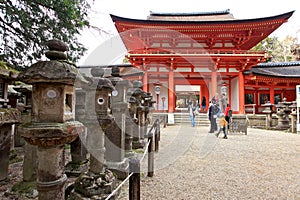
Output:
[104, 135, 151, 200]
[105, 172, 134, 200]
[140, 140, 150, 163]
[105, 118, 160, 199]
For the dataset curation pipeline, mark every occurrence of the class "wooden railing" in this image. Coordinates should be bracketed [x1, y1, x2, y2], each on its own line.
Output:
[129, 48, 266, 55]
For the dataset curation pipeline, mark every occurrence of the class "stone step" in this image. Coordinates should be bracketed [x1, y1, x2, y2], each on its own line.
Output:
[153, 113, 210, 126]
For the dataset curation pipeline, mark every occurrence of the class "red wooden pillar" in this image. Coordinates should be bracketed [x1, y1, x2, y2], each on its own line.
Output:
[270, 85, 274, 104]
[168, 63, 175, 113]
[238, 71, 245, 114]
[228, 79, 232, 104]
[201, 84, 209, 112]
[211, 69, 217, 99]
[142, 71, 148, 92]
[255, 88, 259, 113]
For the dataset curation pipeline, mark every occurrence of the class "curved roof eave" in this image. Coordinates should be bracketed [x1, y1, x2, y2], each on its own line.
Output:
[248, 61, 300, 78]
[110, 10, 294, 25]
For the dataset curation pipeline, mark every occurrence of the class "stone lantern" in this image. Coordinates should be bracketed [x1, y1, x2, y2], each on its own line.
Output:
[71, 68, 117, 200]
[275, 98, 292, 130]
[0, 63, 20, 181]
[262, 101, 274, 129]
[71, 68, 118, 199]
[65, 87, 89, 177]
[106, 66, 131, 179]
[125, 95, 138, 156]
[289, 101, 297, 133]
[143, 92, 155, 128]
[18, 39, 86, 200]
[128, 80, 147, 149]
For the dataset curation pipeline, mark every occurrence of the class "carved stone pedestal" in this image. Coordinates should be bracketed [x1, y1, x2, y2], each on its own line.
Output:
[70, 170, 118, 200]
[19, 122, 85, 200]
[0, 124, 13, 181]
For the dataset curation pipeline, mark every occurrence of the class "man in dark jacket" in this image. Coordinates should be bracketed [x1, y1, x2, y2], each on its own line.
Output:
[208, 101, 220, 133]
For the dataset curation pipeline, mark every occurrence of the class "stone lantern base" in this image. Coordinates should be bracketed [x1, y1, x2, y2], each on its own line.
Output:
[105, 160, 129, 180]
[69, 169, 120, 200]
[0, 108, 21, 181]
[19, 121, 85, 200]
[0, 123, 13, 181]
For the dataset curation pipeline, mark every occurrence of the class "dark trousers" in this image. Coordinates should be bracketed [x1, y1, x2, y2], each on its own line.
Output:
[225, 116, 230, 129]
[209, 118, 217, 132]
[216, 126, 227, 137]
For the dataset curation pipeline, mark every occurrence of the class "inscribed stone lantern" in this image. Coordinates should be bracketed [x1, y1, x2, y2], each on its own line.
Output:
[70, 68, 118, 200]
[94, 68, 115, 126]
[18, 39, 87, 200]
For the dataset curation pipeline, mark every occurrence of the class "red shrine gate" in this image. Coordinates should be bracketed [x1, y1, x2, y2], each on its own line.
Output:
[111, 10, 294, 114]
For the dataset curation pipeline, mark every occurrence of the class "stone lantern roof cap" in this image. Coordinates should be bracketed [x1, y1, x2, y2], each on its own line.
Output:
[18, 39, 90, 86]
[18, 60, 89, 85]
[96, 77, 115, 91]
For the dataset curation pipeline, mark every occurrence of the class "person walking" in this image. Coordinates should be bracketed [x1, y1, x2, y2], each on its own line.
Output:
[220, 93, 227, 112]
[224, 103, 231, 130]
[188, 100, 197, 127]
[201, 96, 207, 112]
[215, 113, 228, 139]
[208, 100, 219, 133]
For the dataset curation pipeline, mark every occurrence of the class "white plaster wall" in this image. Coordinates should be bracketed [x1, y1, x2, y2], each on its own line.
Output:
[231, 77, 239, 112]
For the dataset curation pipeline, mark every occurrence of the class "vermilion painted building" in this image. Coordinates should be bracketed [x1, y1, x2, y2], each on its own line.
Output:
[110, 9, 296, 114]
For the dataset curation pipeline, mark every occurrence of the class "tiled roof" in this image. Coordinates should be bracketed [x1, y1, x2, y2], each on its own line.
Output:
[249, 61, 300, 77]
[147, 9, 235, 21]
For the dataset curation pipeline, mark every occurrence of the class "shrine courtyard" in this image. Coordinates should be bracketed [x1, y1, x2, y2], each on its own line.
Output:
[1, 124, 299, 199]
[119, 124, 299, 199]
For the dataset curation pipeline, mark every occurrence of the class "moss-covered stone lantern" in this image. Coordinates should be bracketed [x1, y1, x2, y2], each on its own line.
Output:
[70, 67, 119, 200]
[18, 39, 87, 200]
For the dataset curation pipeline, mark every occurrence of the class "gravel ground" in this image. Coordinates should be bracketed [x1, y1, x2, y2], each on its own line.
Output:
[119, 125, 300, 200]
[1, 125, 299, 199]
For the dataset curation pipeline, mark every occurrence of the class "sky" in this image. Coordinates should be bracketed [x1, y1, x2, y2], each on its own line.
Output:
[78, 0, 300, 65]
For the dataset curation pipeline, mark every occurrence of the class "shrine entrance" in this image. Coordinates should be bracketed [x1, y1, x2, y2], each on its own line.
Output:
[111, 10, 294, 114]
[175, 85, 200, 110]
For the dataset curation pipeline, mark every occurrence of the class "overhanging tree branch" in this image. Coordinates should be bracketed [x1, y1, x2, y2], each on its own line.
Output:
[0, 0, 92, 68]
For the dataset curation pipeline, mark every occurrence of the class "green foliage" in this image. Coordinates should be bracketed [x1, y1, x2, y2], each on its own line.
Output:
[0, 60, 19, 72]
[251, 36, 299, 62]
[122, 57, 130, 63]
[0, 0, 92, 69]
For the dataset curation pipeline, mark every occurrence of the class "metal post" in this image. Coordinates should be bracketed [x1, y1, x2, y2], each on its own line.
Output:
[129, 158, 140, 200]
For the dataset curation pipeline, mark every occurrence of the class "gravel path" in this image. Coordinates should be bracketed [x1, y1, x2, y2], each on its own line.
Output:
[119, 125, 300, 200]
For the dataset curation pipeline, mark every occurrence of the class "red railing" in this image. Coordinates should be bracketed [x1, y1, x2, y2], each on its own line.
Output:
[129, 48, 266, 55]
